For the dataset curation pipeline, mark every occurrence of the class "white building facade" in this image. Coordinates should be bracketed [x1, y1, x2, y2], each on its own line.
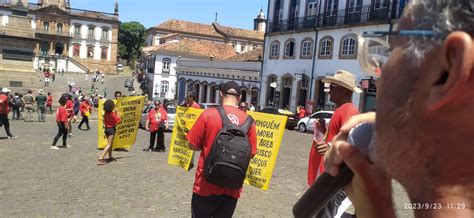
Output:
[261, 0, 410, 113]
[142, 11, 266, 100]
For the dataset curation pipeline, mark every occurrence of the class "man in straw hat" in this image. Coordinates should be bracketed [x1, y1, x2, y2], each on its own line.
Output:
[308, 70, 361, 217]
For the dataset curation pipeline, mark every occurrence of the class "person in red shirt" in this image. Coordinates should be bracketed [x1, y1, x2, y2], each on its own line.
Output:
[46, 92, 53, 114]
[98, 100, 122, 165]
[0, 88, 16, 139]
[186, 91, 201, 109]
[78, 97, 92, 130]
[186, 81, 257, 217]
[145, 100, 168, 152]
[308, 70, 361, 217]
[298, 106, 306, 119]
[51, 95, 69, 149]
[64, 94, 74, 137]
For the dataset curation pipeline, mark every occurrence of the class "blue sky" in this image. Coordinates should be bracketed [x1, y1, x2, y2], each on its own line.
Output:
[71, 0, 268, 29]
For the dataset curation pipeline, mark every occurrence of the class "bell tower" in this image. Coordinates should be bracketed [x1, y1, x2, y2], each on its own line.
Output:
[254, 8, 266, 32]
[37, 0, 70, 10]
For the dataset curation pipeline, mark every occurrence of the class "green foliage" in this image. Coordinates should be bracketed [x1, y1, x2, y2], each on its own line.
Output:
[118, 21, 146, 65]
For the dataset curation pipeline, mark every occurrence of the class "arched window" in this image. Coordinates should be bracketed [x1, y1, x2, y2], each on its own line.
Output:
[56, 23, 63, 33]
[43, 21, 49, 31]
[87, 45, 94, 58]
[318, 36, 333, 59]
[72, 44, 80, 57]
[270, 41, 280, 59]
[101, 47, 108, 60]
[284, 39, 296, 58]
[300, 38, 314, 58]
[340, 34, 357, 58]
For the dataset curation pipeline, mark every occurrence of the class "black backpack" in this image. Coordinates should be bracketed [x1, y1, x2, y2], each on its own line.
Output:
[204, 106, 254, 189]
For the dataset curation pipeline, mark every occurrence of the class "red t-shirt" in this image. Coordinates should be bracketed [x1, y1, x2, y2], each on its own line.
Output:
[104, 111, 121, 128]
[65, 100, 74, 117]
[56, 106, 68, 123]
[298, 108, 306, 119]
[47, 95, 53, 106]
[0, 94, 9, 114]
[186, 105, 258, 199]
[79, 101, 91, 117]
[326, 102, 359, 143]
[147, 107, 168, 132]
[188, 101, 201, 109]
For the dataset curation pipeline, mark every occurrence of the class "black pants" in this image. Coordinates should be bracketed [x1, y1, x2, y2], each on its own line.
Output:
[12, 107, 20, 120]
[52, 122, 68, 146]
[316, 190, 347, 218]
[0, 114, 13, 137]
[191, 193, 238, 218]
[149, 128, 165, 150]
[78, 116, 90, 129]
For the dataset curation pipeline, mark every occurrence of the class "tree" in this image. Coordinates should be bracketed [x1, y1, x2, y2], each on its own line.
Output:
[118, 21, 146, 66]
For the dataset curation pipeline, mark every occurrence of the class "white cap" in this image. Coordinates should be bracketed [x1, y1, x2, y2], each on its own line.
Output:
[1, 88, 11, 93]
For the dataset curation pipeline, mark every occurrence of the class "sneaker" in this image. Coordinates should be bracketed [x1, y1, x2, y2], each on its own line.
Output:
[68, 134, 73, 138]
[8, 135, 17, 139]
[65, 145, 71, 148]
[50, 146, 60, 150]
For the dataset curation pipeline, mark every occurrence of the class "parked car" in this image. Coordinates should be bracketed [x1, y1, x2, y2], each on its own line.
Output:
[140, 105, 176, 132]
[296, 111, 334, 133]
[116, 64, 124, 71]
[199, 103, 220, 109]
[258, 107, 298, 130]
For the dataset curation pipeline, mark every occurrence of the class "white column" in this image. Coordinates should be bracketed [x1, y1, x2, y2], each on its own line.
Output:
[206, 85, 211, 103]
[198, 83, 204, 103]
[216, 90, 221, 104]
[290, 78, 298, 112]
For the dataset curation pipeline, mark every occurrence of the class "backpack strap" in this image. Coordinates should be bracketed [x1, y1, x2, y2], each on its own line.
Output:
[240, 115, 254, 135]
[216, 106, 231, 126]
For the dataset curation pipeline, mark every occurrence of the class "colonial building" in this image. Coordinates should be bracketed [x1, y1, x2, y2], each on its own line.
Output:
[142, 10, 266, 100]
[175, 48, 263, 105]
[0, 0, 120, 74]
[261, 0, 410, 113]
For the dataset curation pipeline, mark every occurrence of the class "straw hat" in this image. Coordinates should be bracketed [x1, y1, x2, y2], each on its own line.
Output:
[321, 70, 363, 93]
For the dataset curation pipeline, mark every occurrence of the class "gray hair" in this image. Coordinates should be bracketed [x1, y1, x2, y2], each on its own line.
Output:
[403, 0, 474, 62]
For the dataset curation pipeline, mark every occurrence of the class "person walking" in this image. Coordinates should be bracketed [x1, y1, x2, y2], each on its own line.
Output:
[72, 97, 80, 123]
[22, 90, 35, 122]
[35, 89, 47, 122]
[98, 100, 121, 165]
[64, 94, 74, 137]
[78, 97, 92, 130]
[145, 100, 168, 152]
[46, 92, 53, 114]
[186, 81, 257, 217]
[51, 95, 69, 150]
[10, 93, 22, 120]
[0, 88, 17, 139]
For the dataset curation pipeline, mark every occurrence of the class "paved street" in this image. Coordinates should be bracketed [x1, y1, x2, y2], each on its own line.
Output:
[0, 73, 413, 217]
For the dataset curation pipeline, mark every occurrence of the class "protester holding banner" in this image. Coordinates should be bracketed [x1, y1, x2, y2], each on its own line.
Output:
[185, 91, 200, 109]
[186, 81, 257, 218]
[145, 100, 168, 152]
[98, 100, 121, 165]
[78, 97, 92, 131]
[51, 95, 69, 150]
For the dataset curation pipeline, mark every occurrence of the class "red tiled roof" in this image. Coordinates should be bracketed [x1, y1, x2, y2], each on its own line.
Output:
[213, 23, 264, 40]
[142, 39, 237, 60]
[155, 19, 222, 38]
[226, 47, 263, 61]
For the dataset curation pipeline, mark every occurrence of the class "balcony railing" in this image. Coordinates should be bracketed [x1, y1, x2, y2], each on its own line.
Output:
[268, 3, 394, 33]
[35, 29, 71, 37]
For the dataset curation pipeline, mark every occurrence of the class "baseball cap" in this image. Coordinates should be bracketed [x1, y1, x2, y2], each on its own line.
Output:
[1, 88, 11, 93]
[221, 81, 241, 96]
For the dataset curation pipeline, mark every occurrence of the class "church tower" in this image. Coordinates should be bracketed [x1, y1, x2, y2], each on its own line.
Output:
[254, 8, 266, 32]
[37, 0, 70, 10]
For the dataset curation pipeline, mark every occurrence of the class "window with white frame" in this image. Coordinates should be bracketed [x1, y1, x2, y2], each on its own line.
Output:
[307, 0, 317, 17]
[101, 28, 109, 40]
[319, 37, 333, 57]
[348, 0, 362, 13]
[325, 0, 338, 16]
[56, 23, 63, 33]
[301, 39, 313, 57]
[270, 41, 279, 58]
[162, 57, 171, 74]
[74, 25, 81, 36]
[160, 81, 169, 97]
[340, 36, 357, 57]
[43, 21, 49, 31]
[88, 26, 95, 38]
[374, 0, 389, 9]
[284, 39, 295, 58]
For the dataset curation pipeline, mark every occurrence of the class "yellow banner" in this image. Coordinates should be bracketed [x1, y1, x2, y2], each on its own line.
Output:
[167, 106, 287, 191]
[244, 111, 287, 190]
[167, 106, 203, 171]
[98, 96, 145, 150]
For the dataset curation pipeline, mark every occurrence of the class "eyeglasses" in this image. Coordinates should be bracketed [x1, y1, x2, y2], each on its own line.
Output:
[358, 30, 444, 77]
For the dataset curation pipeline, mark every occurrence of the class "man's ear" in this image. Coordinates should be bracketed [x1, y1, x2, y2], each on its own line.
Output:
[427, 31, 473, 111]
